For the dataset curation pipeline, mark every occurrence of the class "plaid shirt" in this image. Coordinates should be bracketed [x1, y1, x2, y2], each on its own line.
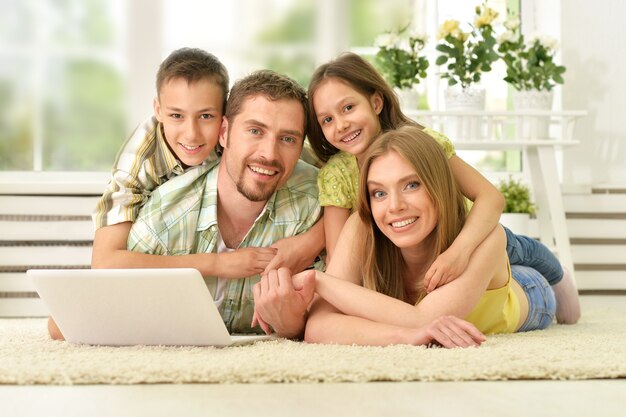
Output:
[92, 115, 217, 229]
[127, 160, 321, 334]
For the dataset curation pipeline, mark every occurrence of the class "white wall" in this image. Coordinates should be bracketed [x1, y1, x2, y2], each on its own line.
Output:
[560, 0, 626, 186]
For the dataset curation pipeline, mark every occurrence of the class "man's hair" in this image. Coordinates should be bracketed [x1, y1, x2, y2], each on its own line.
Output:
[156, 47, 229, 110]
[225, 70, 308, 134]
[356, 125, 467, 303]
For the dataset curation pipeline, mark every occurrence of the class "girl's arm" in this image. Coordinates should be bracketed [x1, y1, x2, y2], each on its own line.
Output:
[304, 225, 507, 340]
[322, 206, 351, 265]
[263, 218, 326, 274]
[424, 155, 505, 291]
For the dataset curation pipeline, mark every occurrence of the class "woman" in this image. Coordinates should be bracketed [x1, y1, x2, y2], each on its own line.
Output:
[296, 126, 577, 347]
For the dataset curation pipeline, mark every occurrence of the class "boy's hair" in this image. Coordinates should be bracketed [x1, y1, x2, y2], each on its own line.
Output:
[225, 70, 309, 135]
[156, 47, 229, 111]
[356, 126, 466, 303]
[307, 52, 422, 163]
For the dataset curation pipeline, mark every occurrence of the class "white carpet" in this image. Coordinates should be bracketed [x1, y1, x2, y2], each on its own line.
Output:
[1, 308, 625, 385]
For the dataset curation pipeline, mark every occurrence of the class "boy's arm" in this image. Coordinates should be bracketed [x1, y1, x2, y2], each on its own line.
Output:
[91, 222, 277, 278]
[424, 154, 505, 291]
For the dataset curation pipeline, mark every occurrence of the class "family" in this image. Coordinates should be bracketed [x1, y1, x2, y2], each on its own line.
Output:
[49, 47, 580, 347]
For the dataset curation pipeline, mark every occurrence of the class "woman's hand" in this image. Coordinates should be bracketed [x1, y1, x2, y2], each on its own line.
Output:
[407, 316, 486, 348]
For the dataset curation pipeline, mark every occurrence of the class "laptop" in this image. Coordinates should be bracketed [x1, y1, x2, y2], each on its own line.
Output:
[27, 268, 273, 347]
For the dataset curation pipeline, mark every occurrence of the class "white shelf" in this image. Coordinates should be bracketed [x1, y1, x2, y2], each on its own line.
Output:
[405, 109, 587, 143]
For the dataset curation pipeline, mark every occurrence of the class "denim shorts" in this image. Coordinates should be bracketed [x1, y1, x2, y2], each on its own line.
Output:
[511, 265, 556, 332]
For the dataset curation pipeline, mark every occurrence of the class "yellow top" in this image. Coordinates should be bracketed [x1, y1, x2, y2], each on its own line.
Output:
[464, 261, 521, 334]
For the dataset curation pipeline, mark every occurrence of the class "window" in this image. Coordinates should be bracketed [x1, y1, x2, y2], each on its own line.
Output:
[0, 0, 127, 172]
[0, 0, 527, 175]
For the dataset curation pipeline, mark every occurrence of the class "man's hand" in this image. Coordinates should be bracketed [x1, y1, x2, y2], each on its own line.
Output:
[423, 247, 470, 293]
[216, 247, 277, 279]
[251, 268, 315, 338]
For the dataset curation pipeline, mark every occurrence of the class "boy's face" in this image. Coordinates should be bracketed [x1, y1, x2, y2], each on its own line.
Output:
[218, 95, 305, 202]
[154, 77, 224, 168]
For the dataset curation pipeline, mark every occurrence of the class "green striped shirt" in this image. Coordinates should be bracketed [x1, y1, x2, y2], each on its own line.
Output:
[128, 160, 321, 334]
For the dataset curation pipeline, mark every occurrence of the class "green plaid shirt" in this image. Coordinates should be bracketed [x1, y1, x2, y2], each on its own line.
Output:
[93, 115, 218, 229]
[128, 160, 321, 334]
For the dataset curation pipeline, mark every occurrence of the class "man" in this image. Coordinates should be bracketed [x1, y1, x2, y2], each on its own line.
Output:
[45, 70, 322, 341]
[125, 70, 323, 338]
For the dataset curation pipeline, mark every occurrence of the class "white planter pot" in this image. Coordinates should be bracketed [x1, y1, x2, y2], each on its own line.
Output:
[444, 86, 486, 140]
[512, 89, 554, 140]
[444, 86, 486, 111]
[499, 213, 530, 235]
[395, 88, 419, 110]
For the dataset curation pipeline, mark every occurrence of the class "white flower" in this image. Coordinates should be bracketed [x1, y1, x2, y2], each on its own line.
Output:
[497, 30, 517, 44]
[528, 34, 559, 52]
[542, 36, 559, 51]
[410, 31, 428, 43]
[397, 38, 411, 51]
[504, 18, 520, 30]
[374, 33, 399, 49]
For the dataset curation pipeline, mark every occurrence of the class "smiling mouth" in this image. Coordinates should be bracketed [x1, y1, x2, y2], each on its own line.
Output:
[390, 217, 417, 228]
[180, 143, 204, 151]
[249, 166, 278, 176]
[341, 130, 361, 143]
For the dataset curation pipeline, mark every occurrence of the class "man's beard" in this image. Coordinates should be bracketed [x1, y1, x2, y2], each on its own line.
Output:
[235, 158, 283, 202]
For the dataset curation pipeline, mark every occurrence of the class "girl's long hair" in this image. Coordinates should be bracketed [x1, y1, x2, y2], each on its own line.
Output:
[307, 52, 422, 163]
[356, 126, 467, 302]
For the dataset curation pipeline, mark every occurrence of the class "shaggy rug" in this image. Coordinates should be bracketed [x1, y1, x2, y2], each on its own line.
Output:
[1, 308, 625, 385]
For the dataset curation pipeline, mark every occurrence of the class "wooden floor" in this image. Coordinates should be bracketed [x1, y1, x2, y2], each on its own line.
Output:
[1, 295, 624, 417]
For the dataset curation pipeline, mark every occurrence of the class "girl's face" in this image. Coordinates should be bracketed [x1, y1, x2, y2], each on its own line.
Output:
[312, 77, 383, 159]
[366, 150, 437, 252]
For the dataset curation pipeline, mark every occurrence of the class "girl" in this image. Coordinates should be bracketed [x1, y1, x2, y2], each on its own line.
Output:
[299, 126, 580, 346]
[307, 53, 579, 323]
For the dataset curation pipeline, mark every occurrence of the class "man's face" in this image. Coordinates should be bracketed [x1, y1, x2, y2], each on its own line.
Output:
[219, 95, 305, 202]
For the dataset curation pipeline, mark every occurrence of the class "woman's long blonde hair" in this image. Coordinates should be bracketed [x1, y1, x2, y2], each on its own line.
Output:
[357, 126, 467, 302]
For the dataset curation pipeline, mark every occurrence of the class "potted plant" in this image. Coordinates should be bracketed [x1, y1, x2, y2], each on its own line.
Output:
[497, 17, 567, 138]
[498, 175, 536, 235]
[435, 2, 500, 110]
[374, 24, 429, 109]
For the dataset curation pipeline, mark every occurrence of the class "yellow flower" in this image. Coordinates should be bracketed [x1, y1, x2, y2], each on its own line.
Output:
[474, 6, 498, 28]
[437, 19, 460, 40]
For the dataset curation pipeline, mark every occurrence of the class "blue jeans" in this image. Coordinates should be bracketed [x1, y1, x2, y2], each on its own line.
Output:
[511, 265, 556, 331]
[504, 226, 563, 286]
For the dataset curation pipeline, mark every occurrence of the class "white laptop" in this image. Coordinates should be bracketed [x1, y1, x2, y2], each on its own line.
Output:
[27, 268, 273, 347]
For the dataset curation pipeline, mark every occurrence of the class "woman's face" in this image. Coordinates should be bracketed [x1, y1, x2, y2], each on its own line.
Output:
[366, 150, 438, 251]
[312, 77, 383, 159]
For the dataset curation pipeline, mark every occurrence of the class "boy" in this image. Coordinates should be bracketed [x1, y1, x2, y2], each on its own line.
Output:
[91, 48, 281, 277]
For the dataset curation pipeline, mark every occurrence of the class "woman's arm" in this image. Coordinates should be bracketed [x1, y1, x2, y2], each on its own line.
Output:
[424, 155, 505, 290]
[305, 225, 508, 337]
[305, 295, 484, 347]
